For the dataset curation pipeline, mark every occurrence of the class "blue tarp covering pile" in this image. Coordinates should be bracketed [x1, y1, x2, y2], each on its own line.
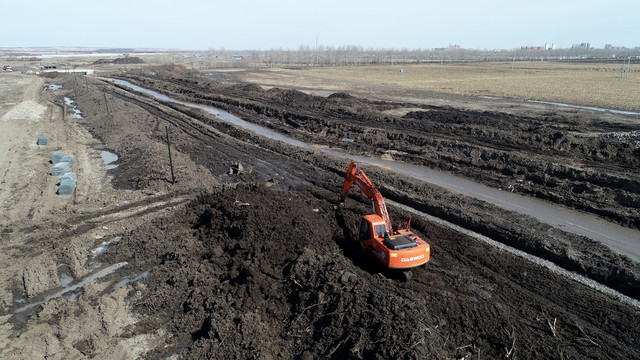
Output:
[61, 155, 74, 167]
[57, 179, 77, 195]
[49, 152, 77, 194]
[59, 172, 77, 183]
[36, 136, 48, 145]
[51, 151, 64, 163]
[51, 162, 71, 176]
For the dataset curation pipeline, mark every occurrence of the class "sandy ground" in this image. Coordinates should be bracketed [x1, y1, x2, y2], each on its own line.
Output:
[0, 73, 169, 358]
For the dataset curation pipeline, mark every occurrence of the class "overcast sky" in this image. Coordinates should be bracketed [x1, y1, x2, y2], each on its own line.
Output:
[2, 0, 638, 50]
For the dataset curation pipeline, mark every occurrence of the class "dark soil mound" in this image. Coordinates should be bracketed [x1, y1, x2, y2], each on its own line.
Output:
[114, 185, 452, 359]
[93, 57, 145, 65]
[328, 92, 355, 99]
[112, 57, 145, 64]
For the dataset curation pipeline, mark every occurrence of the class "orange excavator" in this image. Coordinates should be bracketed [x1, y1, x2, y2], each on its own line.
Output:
[340, 161, 430, 269]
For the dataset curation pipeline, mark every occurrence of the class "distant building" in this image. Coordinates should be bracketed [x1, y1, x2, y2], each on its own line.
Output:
[572, 43, 591, 49]
[605, 44, 627, 50]
[446, 45, 460, 51]
[544, 43, 556, 50]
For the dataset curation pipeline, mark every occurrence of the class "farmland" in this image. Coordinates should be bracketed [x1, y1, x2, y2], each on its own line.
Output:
[236, 61, 640, 112]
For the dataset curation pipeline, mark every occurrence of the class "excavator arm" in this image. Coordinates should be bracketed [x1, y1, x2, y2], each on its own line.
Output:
[341, 161, 393, 234]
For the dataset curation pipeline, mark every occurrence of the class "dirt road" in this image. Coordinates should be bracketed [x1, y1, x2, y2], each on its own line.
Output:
[0, 70, 638, 359]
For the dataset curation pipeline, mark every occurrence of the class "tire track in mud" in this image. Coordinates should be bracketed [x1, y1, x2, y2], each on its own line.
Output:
[107, 83, 315, 186]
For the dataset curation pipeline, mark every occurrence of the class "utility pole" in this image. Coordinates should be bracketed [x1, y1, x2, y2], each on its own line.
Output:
[621, 57, 631, 78]
[103, 90, 110, 115]
[166, 126, 175, 185]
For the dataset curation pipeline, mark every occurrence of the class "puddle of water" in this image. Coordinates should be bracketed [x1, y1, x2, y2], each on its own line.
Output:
[113, 79, 312, 150]
[64, 97, 84, 119]
[13, 297, 26, 304]
[113, 79, 640, 262]
[478, 95, 640, 117]
[92, 236, 122, 257]
[113, 270, 152, 290]
[59, 272, 74, 287]
[15, 262, 128, 314]
[101, 150, 118, 164]
[527, 99, 640, 117]
[45, 84, 62, 91]
[342, 138, 355, 142]
[166, 345, 189, 358]
[65, 293, 79, 302]
[91, 236, 122, 257]
[101, 150, 119, 170]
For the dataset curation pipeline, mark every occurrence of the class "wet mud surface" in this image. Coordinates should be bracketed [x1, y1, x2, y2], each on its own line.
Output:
[119, 73, 640, 230]
[106, 185, 639, 359]
[110, 72, 640, 294]
[4, 71, 638, 359]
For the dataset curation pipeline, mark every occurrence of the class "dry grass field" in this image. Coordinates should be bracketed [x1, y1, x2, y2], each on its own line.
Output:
[239, 61, 640, 112]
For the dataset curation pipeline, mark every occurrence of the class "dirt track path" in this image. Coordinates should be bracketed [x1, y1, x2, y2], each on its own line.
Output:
[0, 73, 177, 358]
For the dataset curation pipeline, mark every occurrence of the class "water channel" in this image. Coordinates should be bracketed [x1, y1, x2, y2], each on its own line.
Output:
[113, 79, 640, 262]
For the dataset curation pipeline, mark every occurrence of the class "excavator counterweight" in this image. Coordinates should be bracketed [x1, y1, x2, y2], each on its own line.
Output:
[341, 161, 430, 269]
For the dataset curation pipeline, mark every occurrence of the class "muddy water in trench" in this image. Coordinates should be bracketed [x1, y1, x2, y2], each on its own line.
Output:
[113, 79, 640, 262]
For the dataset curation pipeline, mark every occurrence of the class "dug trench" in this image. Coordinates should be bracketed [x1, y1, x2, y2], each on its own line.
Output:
[5, 72, 637, 359]
[116, 71, 640, 231]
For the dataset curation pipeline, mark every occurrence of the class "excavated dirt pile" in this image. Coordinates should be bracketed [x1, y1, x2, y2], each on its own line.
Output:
[104, 184, 639, 359]
[107, 185, 451, 359]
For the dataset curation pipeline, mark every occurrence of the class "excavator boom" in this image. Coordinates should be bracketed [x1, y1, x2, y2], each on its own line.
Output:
[341, 162, 393, 233]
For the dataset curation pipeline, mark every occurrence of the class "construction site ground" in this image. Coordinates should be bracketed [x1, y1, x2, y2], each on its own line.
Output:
[0, 68, 638, 359]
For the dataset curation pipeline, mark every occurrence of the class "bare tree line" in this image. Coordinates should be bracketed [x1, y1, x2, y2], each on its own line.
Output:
[140, 46, 640, 70]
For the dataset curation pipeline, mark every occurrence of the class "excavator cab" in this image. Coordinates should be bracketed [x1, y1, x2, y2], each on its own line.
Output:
[357, 214, 428, 268]
[358, 215, 386, 242]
